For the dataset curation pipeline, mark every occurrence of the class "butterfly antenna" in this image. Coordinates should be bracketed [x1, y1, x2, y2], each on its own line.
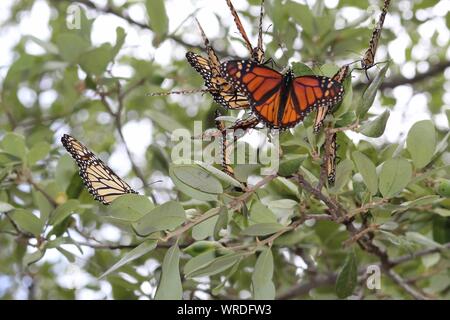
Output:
[137, 180, 163, 192]
[194, 18, 208, 46]
[257, 0, 265, 49]
[147, 88, 211, 97]
[225, 0, 253, 54]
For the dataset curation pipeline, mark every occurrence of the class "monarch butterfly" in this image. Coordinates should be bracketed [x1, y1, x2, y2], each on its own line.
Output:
[152, 19, 251, 110]
[61, 134, 137, 205]
[360, 0, 391, 79]
[225, 0, 265, 63]
[221, 60, 345, 129]
[325, 131, 338, 185]
[313, 65, 350, 133]
[214, 110, 235, 177]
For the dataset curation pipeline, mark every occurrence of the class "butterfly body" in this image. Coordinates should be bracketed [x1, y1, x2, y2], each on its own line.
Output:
[313, 64, 350, 133]
[214, 110, 235, 177]
[61, 134, 137, 205]
[185, 19, 250, 110]
[360, 0, 391, 77]
[325, 132, 338, 185]
[222, 60, 344, 129]
[225, 0, 265, 64]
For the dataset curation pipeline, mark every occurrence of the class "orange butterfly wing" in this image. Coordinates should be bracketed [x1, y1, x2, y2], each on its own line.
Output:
[222, 60, 344, 129]
[222, 61, 287, 127]
[313, 65, 349, 133]
[292, 75, 344, 126]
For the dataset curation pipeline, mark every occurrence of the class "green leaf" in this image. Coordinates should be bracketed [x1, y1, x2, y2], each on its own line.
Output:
[433, 216, 450, 244]
[0, 201, 15, 212]
[398, 195, 442, 210]
[100, 240, 157, 278]
[111, 27, 126, 58]
[155, 245, 182, 300]
[278, 157, 304, 176]
[171, 164, 223, 194]
[330, 159, 354, 193]
[358, 63, 389, 118]
[360, 110, 390, 138]
[250, 202, 277, 224]
[57, 247, 76, 263]
[211, 262, 240, 296]
[1, 132, 27, 160]
[192, 215, 219, 241]
[23, 249, 46, 266]
[34, 192, 53, 224]
[49, 199, 80, 226]
[406, 120, 436, 169]
[352, 151, 378, 195]
[214, 206, 228, 240]
[285, 2, 314, 35]
[79, 44, 113, 75]
[335, 251, 357, 299]
[292, 62, 314, 76]
[405, 232, 443, 249]
[133, 201, 185, 236]
[241, 223, 284, 236]
[55, 33, 90, 62]
[434, 208, 450, 217]
[252, 248, 275, 300]
[9, 209, 43, 237]
[183, 241, 221, 257]
[27, 141, 51, 165]
[109, 194, 155, 221]
[184, 250, 217, 276]
[145, 0, 169, 44]
[56, 154, 76, 191]
[196, 162, 242, 188]
[25, 35, 58, 54]
[148, 110, 186, 132]
[379, 158, 412, 198]
[187, 252, 246, 278]
[170, 166, 218, 201]
[421, 252, 440, 268]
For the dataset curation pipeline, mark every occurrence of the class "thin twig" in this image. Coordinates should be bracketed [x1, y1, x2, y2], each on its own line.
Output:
[343, 224, 379, 247]
[161, 175, 277, 243]
[64, 0, 230, 57]
[28, 178, 57, 207]
[389, 243, 450, 266]
[385, 268, 429, 300]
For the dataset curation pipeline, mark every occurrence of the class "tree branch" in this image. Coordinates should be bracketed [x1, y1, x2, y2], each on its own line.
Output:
[385, 268, 429, 300]
[355, 60, 450, 91]
[66, 0, 230, 57]
[389, 243, 450, 266]
[276, 273, 337, 300]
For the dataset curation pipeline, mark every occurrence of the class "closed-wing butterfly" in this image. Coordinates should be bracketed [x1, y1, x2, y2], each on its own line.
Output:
[214, 110, 235, 177]
[325, 131, 338, 185]
[222, 60, 345, 129]
[186, 19, 251, 110]
[225, 0, 265, 64]
[152, 19, 250, 110]
[61, 134, 137, 205]
[360, 0, 391, 79]
[313, 64, 350, 133]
